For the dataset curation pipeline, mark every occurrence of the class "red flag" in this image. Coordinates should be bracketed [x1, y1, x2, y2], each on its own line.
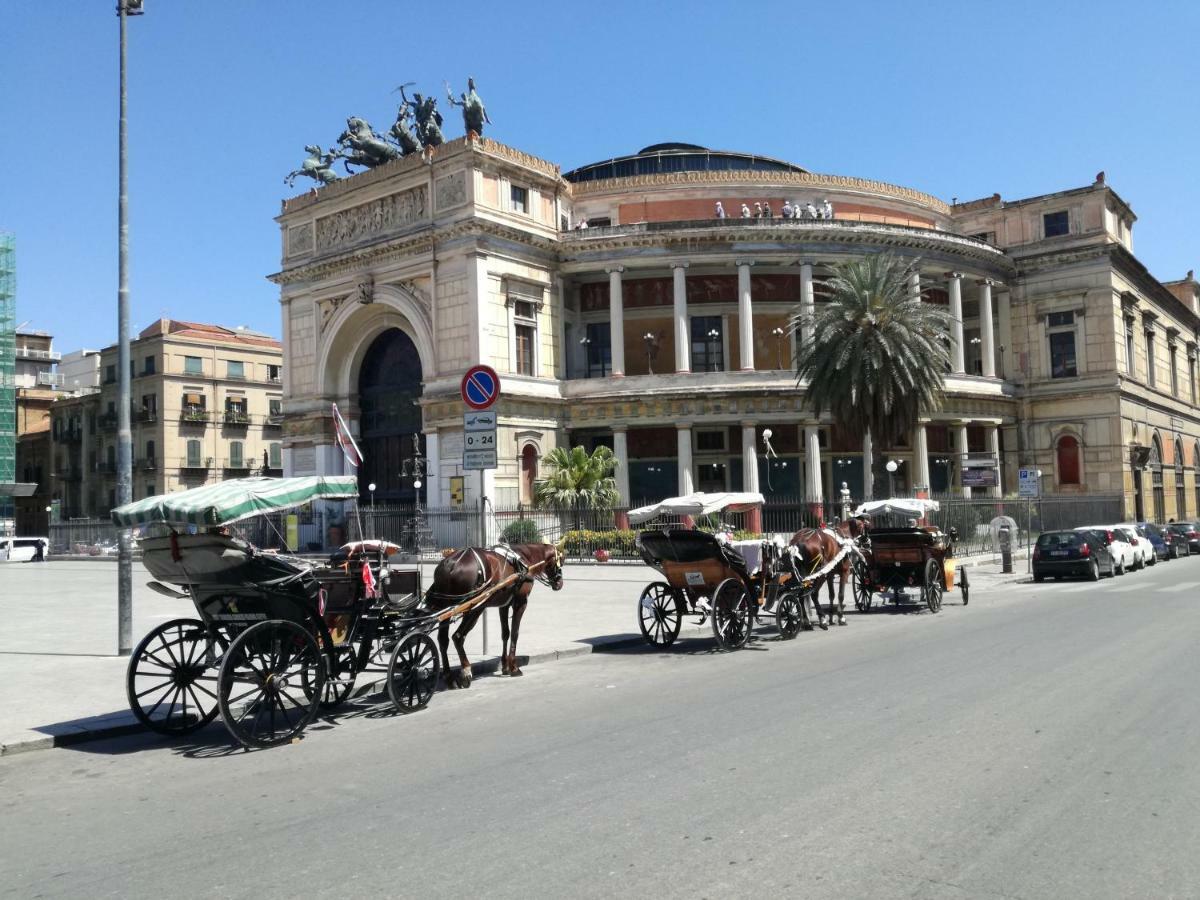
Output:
[361, 560, 377, 599]
[332, 403, 363, 469]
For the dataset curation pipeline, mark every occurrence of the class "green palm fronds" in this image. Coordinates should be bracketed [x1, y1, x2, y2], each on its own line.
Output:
[533, 445, 621, 510]
[792, 253, 954, 441]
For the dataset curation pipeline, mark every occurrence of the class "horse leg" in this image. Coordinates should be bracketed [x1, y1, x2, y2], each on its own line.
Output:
[449, 605, 487, 689]
[836, 563, 848, 626]
[437, 620, 454, 685]
[499, 604, 512, 676]
[506, 591, 529, 677]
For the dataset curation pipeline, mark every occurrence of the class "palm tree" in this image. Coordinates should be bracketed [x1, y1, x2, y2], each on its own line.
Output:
[793, 253, 954, 494]
[533, 445, 620, 527]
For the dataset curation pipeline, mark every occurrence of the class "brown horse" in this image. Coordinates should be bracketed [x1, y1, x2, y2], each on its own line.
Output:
[425, 542, 564, 688]
[790, 517, 869, 626]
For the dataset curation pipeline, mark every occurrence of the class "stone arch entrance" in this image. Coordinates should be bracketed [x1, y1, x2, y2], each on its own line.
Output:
[358, 328, 424, 503]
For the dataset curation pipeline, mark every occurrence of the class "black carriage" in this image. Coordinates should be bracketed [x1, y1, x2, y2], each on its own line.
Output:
[115, 477, 442, 749]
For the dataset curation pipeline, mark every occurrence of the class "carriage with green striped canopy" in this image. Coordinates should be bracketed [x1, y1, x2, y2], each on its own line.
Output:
[113, 476, 440, 749]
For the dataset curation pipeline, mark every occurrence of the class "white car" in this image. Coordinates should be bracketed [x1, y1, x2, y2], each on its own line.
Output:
[1116, 524, 1154, 568]
[0, 536, 49, 562]
[1075, 526, 1135, 575]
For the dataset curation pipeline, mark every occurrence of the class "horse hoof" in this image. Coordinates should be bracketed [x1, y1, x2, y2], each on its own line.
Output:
[838, 617, 847, 626]
[509, 667, 523, 677]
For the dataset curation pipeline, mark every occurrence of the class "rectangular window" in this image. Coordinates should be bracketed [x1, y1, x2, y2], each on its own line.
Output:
[186, 439, 202, 467]
[269, 442, 282, 469]
[184, 356, 202, 375]
[1145, 332, 1156, 387]
[226, 360, 245, 379]
[1170, 347, 1179, 396]
[584, 322, 611, 378]
[510, 185, 528, 214]
[1043, 210, 1069, 237]
[267, 364, 280, 383]
[104, 364, 116, 384]
[696, 430, 727, 452]
[512, 298, 538, 377]
[268, 398, 282, 418]
[143, 355, 155, 375]
[1126, 325, 1136, 376]
[1047, 311, 1074, 328]
[515, 325, 535, 375]
[690, 316, 724, 372]
[588, 217, 612, 228]
[229, 441, 244, 468]
[1049, 331, 1077, 378]
[145, 439, 155, 463]
[1190, 356, 1197, 405]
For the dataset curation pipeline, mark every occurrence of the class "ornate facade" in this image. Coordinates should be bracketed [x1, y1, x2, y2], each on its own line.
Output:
[273, 139, 1200, 521]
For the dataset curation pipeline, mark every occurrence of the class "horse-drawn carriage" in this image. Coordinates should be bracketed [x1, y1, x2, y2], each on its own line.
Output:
[630, 493, 811, 650]
[849, 498, 969, 613]
[114, 476, 553, 749]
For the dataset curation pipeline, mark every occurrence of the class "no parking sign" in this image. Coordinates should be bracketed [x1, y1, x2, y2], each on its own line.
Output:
[461, 365, 501, 411]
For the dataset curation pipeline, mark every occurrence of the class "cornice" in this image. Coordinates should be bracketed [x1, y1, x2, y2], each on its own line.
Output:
[569, 169, 951, 214]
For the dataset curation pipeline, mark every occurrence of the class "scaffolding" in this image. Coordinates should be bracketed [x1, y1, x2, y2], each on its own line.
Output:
[0, 232, 15, 533]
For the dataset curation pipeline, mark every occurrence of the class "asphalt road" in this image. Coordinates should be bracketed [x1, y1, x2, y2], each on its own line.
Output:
[4, 561, 1200, 899]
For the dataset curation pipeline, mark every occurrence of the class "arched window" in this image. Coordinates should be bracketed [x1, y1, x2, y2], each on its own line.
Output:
[1150, 434, 1165, 523]
[1056, 434, 1081, 486]
[1175, 438, 1187, 520]
[520, 444, 539, 505]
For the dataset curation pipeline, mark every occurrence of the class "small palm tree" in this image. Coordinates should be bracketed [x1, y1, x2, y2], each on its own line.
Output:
[533, 446, 620, 526]
[793, 253, 954, 494]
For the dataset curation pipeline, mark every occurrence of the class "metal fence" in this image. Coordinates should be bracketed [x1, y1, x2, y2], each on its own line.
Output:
[49, 519, 121, 556]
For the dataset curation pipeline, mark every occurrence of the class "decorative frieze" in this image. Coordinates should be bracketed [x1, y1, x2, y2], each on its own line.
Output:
[315, 185, 428, 252]
[435, 171, 467, 210]
[286, 223, 314, 258]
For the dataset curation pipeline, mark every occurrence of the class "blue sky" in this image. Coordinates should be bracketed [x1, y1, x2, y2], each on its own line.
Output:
[3, 1, 1198, 351]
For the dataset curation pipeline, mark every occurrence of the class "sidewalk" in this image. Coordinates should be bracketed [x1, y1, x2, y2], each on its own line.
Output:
[0, 555, 1028, 755]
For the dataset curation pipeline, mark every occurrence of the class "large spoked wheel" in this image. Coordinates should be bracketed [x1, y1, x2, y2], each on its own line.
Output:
[127, 618, 225, 736]
[922, 559, 944, 613]
[775, 589, 803, 640]
[711, 577, 751, 650]
[852, 557, 873, 612]
[638, 582, 682, 647]
[218, 619, 324, 749]
[959, 566, 970, 605]
[387, 633, 441, 713]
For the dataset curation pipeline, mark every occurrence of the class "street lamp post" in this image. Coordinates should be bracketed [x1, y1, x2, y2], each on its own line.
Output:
[771, 326, 786, 369]
[642, 331, 655, 375]
[116, 0, 144, 656]
[706, 328, 720, 372]
[886, 459, 900, 497]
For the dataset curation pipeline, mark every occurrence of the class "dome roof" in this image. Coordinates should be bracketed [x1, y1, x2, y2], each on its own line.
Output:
[564, 143, 808, 183]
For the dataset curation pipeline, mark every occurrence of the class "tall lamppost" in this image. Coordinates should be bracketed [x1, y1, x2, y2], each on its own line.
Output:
[772, 326, 786, 369]
[401, 434, 429, 555]
[642, 331, 656, 375]
[706, 328, 720, 372]
[116, 0, 144, 656]
[886, 459, 901, 497]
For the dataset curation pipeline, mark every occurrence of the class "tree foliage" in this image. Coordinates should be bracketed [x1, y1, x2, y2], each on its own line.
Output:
[792, 253, 954, 441]
[533, 445, 620, 510]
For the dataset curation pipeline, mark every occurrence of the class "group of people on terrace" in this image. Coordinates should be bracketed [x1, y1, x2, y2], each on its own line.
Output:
[715, 199, 835, 221]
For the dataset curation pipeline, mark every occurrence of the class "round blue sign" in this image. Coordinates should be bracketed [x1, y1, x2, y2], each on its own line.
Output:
[461, 365, 501, 410]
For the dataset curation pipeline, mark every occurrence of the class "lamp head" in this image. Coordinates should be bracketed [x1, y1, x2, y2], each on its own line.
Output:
[762, 428, 773, 441]
[368, 482, 377, 492]
[886, 460, 898, 473]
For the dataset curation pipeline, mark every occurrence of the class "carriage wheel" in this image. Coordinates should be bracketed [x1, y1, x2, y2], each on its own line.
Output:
[959, 567, 970, 606]
[711, 578, 751, 650]
[302, 645, 357, 710]
[127, 618, 225, 736]
[387, 633, 441, 713]
[218, 619, 324, 749]
[775, 589, 803, 640]
[922, 559, 944, 613]
[638, 582, 682, 647]
[852, 557, 873, 612]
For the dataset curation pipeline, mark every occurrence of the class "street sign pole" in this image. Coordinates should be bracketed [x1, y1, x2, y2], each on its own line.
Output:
[461, 365, 501, 655]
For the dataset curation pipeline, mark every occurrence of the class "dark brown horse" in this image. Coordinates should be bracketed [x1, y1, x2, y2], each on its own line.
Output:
[790, 517, 869, 626]
[425, 542, 564, 688]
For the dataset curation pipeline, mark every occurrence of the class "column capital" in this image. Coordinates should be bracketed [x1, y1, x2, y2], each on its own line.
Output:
[605, 265, 624, 275]
[734, 259, 756, 268]
[740, 420, 758, 429]
[670, 261, 689, 270]
[944, 271, 964, 280]
[675, 422, 692, 431]
[610, 424, 628, 434]
[976, 277, 994, 287]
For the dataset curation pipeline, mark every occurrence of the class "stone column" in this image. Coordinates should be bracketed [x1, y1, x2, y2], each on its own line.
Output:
[947, 272, 966, 374]
[978, 278, 996, 378]
[908, 268, 921, 300]
[955, 422, 972, 499]
[607, 266, 625, 377]
[799, 262, 815, 353]
[741, 422, 759, 492]
[862, 431, 874, 500]
[676, 424, 694, 495]
[736, 260, 754, 371]
[987, 425, 1002, 498]
[804, 425, 823, 501]
[612, 426, 630, 505]
[997, 289, 1012, 379]
[913, 423, 931, 496]
[672, 262, 690, 373]
[425, 428, 440, 506]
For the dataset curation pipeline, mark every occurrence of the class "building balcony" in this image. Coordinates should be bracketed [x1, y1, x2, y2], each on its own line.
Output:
[94, 461, 117, 475]
[222, 459, 252, 473]
[139, 458, 158, 471]
[223, 410, 251, 427]
[263, 415, 283, 429]
[58, 426, 83, 443]
[36, 371, 65, 388]
[136, 409, 158, 424]
[180, 457, 213, 471]
[180, 408, 210, 425]
[98, 412, 119, 431]
[15, 347, 62, 362]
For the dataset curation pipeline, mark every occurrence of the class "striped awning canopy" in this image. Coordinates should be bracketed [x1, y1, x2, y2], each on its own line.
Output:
[111, 476, 359, 528]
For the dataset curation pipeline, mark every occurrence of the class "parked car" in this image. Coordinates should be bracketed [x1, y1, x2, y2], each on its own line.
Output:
[1034, 530, 1115, 581]
[1135, 522, 1175, 561]
[0, 536, 49, 562]
[1115, 524, 1153, 569]
[1166, 522, 1200, 555]
[1075, 526, 1134, 575]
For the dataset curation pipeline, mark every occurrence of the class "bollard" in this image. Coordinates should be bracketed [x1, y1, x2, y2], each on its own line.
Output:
[999, 525, 1013, 574]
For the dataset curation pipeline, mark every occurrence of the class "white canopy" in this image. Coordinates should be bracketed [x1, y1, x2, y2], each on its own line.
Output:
[628, 492, 765, 526]
[851, 497, 940, 518]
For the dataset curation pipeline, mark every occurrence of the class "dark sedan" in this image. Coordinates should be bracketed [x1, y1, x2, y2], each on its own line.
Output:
[1166, 522, 1199, 555]
[1135, 522, 1177, 560]
[1033, 529, 1115, 582]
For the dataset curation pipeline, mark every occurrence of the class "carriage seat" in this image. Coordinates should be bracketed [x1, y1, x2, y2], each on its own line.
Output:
[638, 528, 750, 578]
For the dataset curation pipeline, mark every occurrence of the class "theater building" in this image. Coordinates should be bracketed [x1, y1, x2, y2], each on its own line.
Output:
[272, 137, 1200, 521]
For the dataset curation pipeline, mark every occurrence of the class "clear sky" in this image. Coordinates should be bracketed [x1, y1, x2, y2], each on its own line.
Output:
[3, 1, 1198, 352]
